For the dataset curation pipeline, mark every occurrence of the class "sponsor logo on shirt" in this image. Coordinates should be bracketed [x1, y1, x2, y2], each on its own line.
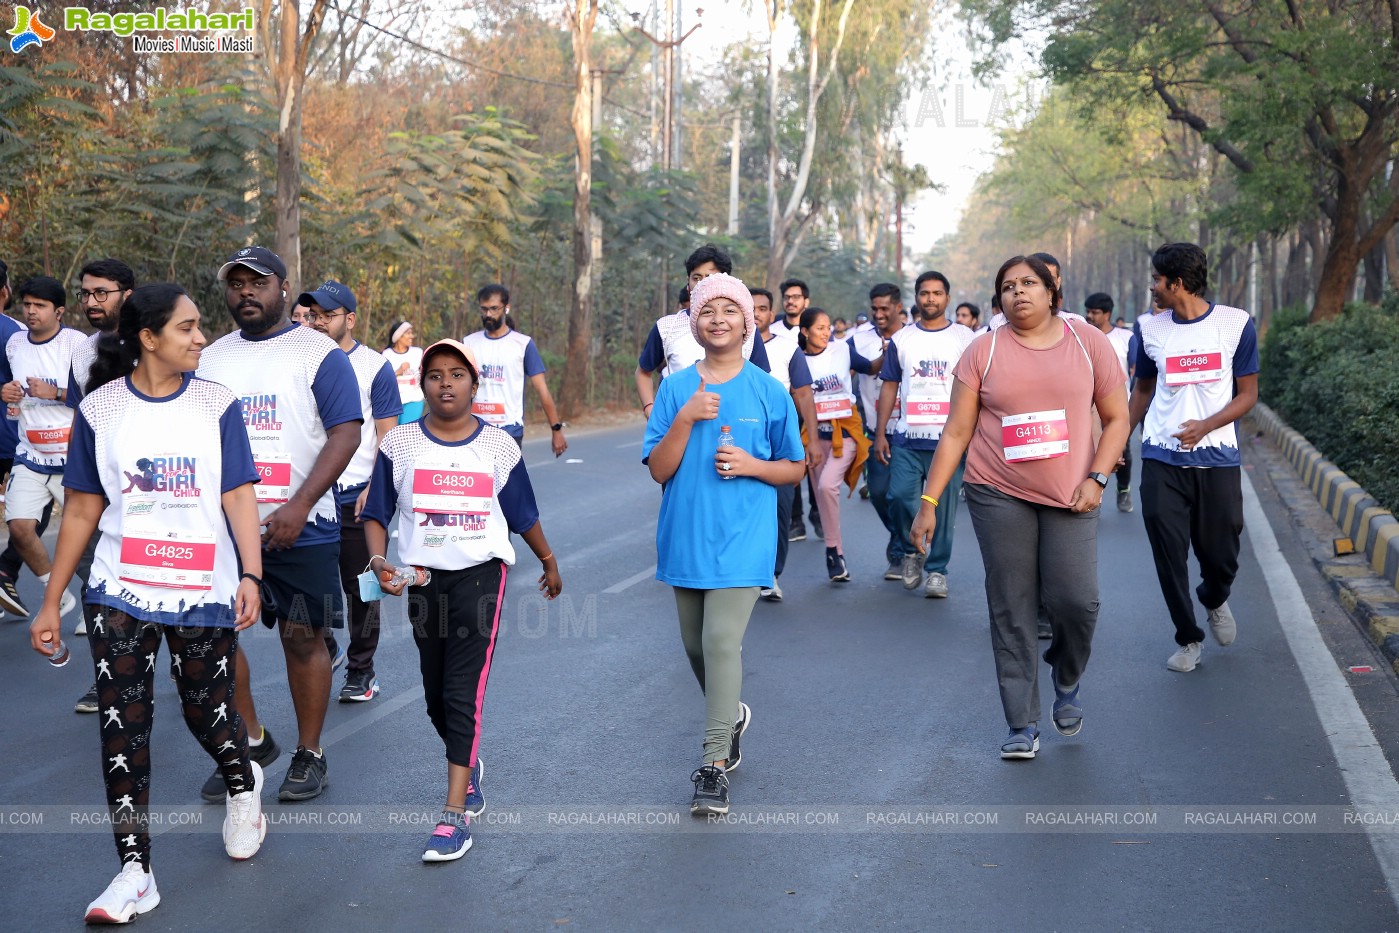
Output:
[479, 363, 506, 382]
[912, 359, 949, 379]
[812, 373, 843, 393]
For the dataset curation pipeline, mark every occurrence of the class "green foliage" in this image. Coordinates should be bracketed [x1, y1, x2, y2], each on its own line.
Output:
[1261, 297, 1399, 513]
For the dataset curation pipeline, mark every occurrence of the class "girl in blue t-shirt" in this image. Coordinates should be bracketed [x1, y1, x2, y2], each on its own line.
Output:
[642, 273, 805, 817]
[30, 283, 266, 924]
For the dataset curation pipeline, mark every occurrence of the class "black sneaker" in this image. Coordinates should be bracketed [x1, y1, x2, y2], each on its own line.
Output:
[338, 669, 380, 703]
[74, 684, 99, 714]
[0, 576, 28, 617]
[811, 515, 825, 540]
[788, 520, 806, 542]
[201, 728, 281, 802]
[690, 765, 729, 816]
[826, 547, 850, 582]
[279, 746, 328, 801]
[727, 702, 752, 773]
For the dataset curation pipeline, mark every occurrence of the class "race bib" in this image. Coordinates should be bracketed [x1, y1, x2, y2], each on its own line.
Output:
[1163, 334, 1225, 386]
[25, 425, 71, 454]
[1001, 410, 1069, 462]
[471, 400, 507, 425]
[118, 529, 216, 591]
[905, 377, 950, 427]
[815, 394, 853, 421]
[412, 468, 493, 515]
[253, 453, 293, 504]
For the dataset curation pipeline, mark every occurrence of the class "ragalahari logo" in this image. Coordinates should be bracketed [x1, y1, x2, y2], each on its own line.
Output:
[9, 5, 56, 52]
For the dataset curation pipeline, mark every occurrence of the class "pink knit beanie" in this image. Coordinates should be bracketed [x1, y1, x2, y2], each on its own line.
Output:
[688, 272, 756, 342]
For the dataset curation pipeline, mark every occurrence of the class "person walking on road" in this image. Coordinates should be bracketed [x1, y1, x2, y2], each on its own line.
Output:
[643, 273, 805, 816]
[197, 246, 363, 803]
[29, 283, 268, 923]
[363, 338, 561, 862]
[462, 283, 568, 456]
[875, 271, 976, 599]
[301, 280, 403, 703]
[1129, 242, 1259, 673]
[850, 284, 904, 581]
[383, 320, 425, 424]
[799, 307, 870, 582]
[1083, 292, 1136, 513]
[911, 255, 1129, 760]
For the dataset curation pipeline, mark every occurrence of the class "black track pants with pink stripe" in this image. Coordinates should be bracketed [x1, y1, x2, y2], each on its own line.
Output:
[86, 606, 253, 868]
[407, 560, 506, 769]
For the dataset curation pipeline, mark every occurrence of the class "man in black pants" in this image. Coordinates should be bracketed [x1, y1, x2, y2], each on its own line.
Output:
[1129, 243, 1258, 673]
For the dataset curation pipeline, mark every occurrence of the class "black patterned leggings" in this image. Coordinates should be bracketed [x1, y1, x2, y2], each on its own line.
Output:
[86, 605, 252, 869]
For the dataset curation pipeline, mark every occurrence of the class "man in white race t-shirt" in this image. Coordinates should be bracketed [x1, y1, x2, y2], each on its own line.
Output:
[2, 275, 84, 622]
[197, 246, 362, 803]
[462, 283, 568, 457]
[1130, 242, 1258, 674]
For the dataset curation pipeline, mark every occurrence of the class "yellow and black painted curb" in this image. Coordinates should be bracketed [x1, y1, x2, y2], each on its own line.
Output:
[1251, 403, 1399, 672]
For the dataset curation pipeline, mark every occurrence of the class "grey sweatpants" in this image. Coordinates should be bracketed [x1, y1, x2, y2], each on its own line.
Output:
[673, 586, 759, 764]
[964, 482, 1100, 729]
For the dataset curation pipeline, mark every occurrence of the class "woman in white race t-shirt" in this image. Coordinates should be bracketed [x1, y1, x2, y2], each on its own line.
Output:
[30, 283, 267, 923]
[382, 319, 425, 423]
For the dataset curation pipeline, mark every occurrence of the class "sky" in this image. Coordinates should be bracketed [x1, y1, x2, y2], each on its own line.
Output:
[644, 0, 1042, 257]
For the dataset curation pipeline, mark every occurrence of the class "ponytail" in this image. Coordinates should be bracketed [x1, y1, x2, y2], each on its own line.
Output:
[86, 283, 188, 394]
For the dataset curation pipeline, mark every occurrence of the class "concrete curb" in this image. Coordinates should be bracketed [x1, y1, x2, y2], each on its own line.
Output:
[1251, 402, 1399, 672]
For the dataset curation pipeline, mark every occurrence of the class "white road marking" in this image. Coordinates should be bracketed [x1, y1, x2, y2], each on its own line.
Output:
[1242, 471, 1399, 908]
[603, 566, 658, 594]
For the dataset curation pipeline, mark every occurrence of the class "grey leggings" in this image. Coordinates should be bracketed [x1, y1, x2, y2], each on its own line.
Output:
[964, 482, 1100, 729]
[673, 586, 759, 764]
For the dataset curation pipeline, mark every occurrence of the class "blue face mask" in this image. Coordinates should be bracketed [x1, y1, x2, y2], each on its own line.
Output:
[357, 569, 385, 602]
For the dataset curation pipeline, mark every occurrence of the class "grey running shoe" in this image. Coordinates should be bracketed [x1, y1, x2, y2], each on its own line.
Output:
[923, 572, 949, 598]
[900, 553, 922, 590]
[1207, 602, 1236, 646]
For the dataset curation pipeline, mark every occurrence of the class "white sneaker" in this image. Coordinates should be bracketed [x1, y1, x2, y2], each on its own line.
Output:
[1167, 642, 1203, 673]
[223, 760, 267, 859]
[60, 589, 79, 627]
[923, 572, 949, 599]
[1207, 602, 1236, 646]
[84, 861, 160, 923]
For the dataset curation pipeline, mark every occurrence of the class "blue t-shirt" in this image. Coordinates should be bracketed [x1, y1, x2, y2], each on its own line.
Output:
[642, 362, 804, 589]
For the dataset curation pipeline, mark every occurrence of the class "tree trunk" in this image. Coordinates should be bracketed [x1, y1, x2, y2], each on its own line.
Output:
[558, 0, 599, 420]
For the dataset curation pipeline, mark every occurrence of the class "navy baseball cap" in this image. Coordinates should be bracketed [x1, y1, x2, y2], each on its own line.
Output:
[298, 280, 357, 314]
[216, 246, 288, 282]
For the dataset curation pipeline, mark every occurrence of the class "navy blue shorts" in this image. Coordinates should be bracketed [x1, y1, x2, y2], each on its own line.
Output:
[260, 541, 343, 630]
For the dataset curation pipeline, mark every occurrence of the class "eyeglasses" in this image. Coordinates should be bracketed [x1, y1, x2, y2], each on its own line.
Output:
[303, 310, 344, 324]
[77, 288, 122, 302]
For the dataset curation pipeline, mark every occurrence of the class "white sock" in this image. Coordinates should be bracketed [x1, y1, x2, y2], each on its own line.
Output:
[38, 573, 50, 584]
[248, 728, 264, 747]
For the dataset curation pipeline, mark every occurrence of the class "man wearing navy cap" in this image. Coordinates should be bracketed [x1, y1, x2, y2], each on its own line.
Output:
[301, 280, 402, 704]
[196, 246, 363, 803]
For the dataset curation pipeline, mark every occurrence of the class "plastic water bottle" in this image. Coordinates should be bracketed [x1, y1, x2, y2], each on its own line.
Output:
[45, 638, 70, 667]
[717, 425, 735, 480]
[382, 566, 432, 589]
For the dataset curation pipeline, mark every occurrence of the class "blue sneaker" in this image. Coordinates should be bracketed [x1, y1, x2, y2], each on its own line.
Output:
[421, 811, 472, 862]
[826, 547, 850, 582]
[463, 759, 485, 817]
[1000, 726, 1040, 760]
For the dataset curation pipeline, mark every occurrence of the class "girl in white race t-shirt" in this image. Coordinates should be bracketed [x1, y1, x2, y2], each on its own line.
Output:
[363, 338, 561, 864]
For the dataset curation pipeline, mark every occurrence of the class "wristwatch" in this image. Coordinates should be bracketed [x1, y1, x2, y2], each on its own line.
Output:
[1088, 472, 1109, 488]
[551, 423, 564, 432]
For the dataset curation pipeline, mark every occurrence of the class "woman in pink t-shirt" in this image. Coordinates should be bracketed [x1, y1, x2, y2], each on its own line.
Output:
[910, 255, 1129, 761]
